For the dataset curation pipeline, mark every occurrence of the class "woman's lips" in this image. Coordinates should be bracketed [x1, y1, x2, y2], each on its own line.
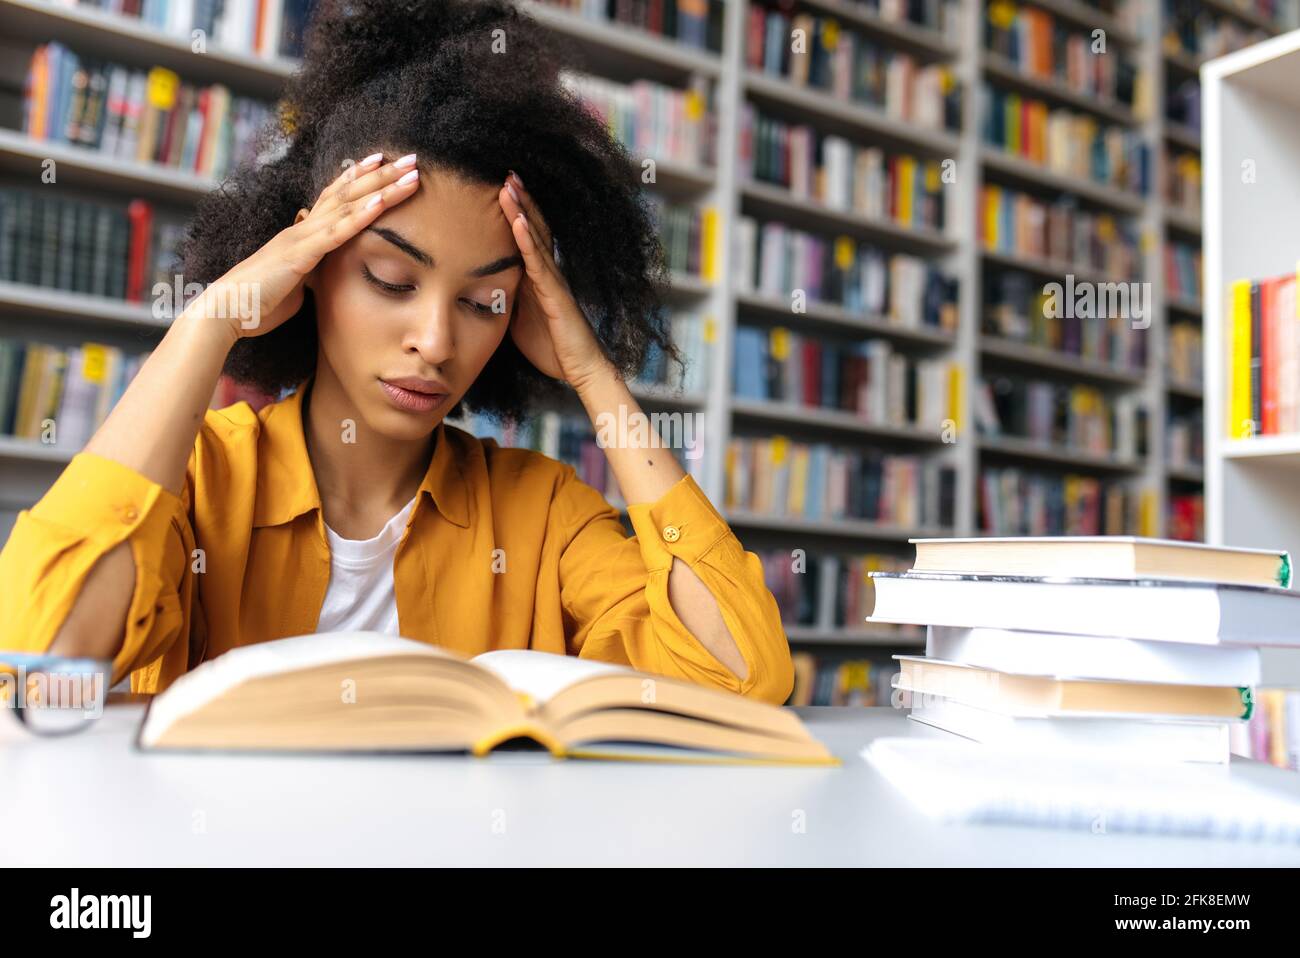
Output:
[380, 379, 448, 413]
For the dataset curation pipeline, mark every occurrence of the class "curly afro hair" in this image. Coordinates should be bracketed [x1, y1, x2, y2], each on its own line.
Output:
[177, 0, 683, 424]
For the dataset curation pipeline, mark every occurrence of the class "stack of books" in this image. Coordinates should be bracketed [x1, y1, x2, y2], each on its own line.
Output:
[866, 536, 1298, 764]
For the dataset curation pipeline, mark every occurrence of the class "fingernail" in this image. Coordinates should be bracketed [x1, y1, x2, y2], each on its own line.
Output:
[366, 194, 383, 210]
[395, 153, 418, 169]
[359, 152, 383, 168]
[397, 169, 418, 186]
[516, 211, 527, 226]
[511, 171, 524, 189]
[506, 181, 521, 204]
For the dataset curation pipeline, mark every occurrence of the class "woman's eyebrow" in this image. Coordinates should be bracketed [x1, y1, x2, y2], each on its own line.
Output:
[363, 226, 523, 276]
[365, 226, 432, 267]
[468, 254, 525, 277]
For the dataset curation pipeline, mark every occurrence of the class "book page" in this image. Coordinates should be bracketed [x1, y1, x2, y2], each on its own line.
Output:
[140, 632, 457, 746]
[469, 649, 634, 704]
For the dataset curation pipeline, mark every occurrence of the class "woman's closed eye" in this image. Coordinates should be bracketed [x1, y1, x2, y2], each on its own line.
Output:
[362, 264, 501, 314]
[361, 263, 414, 295]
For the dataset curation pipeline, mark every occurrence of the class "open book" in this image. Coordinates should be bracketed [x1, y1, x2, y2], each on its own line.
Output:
[136, 633, 838, 766]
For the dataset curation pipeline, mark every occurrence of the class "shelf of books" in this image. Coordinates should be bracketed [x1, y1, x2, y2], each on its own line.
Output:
[1202, 23, 1300, 768]
[3, 0, 1300, 733]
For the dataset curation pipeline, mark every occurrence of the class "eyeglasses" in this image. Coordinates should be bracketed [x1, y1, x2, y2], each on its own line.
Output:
[0, 653, 113, 737]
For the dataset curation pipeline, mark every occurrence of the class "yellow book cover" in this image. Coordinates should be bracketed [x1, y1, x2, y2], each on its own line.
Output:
[946, 362, 963, 432]
[30, 47, 49, 140]
[1138, 488, 1158, 538]
[983, 185, 1001, 248]
[897, 155, 916, 226]
[13, 344, 46, 439]
[1229, 279, 1253, 438]
[700, 206, 719, 283]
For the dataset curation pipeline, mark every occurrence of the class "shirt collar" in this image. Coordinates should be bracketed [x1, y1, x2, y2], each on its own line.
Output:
[252, 376, 470, 530]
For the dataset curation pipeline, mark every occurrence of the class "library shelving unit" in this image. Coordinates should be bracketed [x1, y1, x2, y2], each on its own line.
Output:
[1159, 0, 1298, 546]
[1, 0, 1297, 667]
[1203, 26, 1300, 686]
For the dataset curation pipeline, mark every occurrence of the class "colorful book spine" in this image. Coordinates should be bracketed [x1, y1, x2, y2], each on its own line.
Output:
[541, 0, 727, 53]
[1228, 269, 1300, 438]
[0, 338, 149, 445]
[980, 85, 1149, 194]
[0, 187, 183, 304]
[789, 652, 899, 707]
[1230, 687, 1300, 771]
[741, 105, 946, 230]
[1165, 0, 1281, 61]
[983, 269, 1146, 370]
[983, 1, 1141, 106]
[644, 195, 715, 281]
[732, 215, 959, 330]
[635, 311, 712, 394]
[1166, 406, 1204, 470]
[1167, 491, 1204, 542]
[1164, 240, 1203, 303]
[725, 434, 956, 529]
[976, 373, 1145, 459]
[1164, 147, 1202, 214]
[561, 70, 716, 169]
[979, 183, 1140, 279]
[748, 6, 961, 131]
[732, 326, 958, 430]
[22, 42, 275, 181]
[978, 466, 1138, 535]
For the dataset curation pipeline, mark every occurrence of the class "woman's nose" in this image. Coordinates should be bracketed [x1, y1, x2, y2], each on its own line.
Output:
[403, 300, 456, 364]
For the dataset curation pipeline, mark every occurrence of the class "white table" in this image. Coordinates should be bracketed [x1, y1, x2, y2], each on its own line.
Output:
[3, 704, 1300, 866]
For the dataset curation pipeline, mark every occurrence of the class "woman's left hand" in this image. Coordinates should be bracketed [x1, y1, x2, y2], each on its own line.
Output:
[499, 172, 611, 389]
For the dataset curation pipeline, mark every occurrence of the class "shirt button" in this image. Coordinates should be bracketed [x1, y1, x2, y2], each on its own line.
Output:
[122, 506, 139, 523]
[662, 525, 680, 543]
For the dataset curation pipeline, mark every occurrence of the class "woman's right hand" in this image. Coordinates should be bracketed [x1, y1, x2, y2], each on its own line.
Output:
[188, 151, 422, 340]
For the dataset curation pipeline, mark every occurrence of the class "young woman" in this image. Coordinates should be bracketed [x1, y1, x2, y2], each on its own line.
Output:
[0, 0, 793, 704]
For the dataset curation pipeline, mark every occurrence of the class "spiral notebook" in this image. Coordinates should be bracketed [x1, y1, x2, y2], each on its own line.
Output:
[863, 737, 1300, 843]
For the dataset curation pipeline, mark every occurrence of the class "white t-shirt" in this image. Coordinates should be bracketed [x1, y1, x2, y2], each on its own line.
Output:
[316, 494, 418, 635]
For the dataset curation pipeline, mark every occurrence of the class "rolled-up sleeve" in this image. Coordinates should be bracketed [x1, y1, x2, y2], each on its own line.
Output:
[554, 467, 794, 705]
[0, 451, 196, 688]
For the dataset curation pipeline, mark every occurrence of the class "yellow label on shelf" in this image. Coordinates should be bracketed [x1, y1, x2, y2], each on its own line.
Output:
[685, 90, 704, 122]
[770, 435, 788, 465]
[702, 315, 716, 344]
[146, 67, 180, 110]
[770, 326, 790, 361]
[81, 344, 108, 384]
[838, 662, 870, 696]
[1097, 216, 1116, 242]
[988, 0, 1017, 30]
[834, 236, 854, 271]
[940, 66, 954, 94]
[1140, 227, 1156, 253]
[924, 162, 940, 192]
[822, 20, 840, 50]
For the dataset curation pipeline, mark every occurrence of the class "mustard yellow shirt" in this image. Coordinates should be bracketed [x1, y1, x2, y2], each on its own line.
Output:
[0, 380, 794, 704]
